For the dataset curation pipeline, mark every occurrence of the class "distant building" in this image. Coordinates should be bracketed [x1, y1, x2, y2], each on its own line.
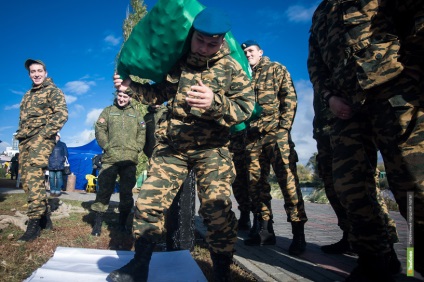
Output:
[2, 133, 19, 157]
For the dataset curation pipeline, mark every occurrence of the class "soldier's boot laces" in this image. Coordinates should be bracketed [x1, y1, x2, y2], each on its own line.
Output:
[244, 219, 276, 246]
[109, 238, 156, 282]
[18, 218, 41, 242]
[289, 221, 306, 256]
[210, 251, 233, 282]
[321, 231, 352, 254]
[91, 212, 103, 236]
[346, 253, 395, 282]
[118, 211, 131, 234]
[237, 210, 251, 231]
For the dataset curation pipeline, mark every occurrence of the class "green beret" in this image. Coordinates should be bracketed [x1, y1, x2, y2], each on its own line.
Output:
[193, 7, 231, 37]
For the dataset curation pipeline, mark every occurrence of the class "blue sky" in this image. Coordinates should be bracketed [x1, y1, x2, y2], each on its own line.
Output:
[0, 0, 319, 164]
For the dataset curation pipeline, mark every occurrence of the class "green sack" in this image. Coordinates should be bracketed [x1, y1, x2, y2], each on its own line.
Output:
[117, 0, 250, 82]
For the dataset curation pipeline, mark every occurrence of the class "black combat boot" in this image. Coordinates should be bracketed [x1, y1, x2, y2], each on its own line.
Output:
[40, 206, 53, 230]
[244, 219, 276, 246]
[346, 252, 395, 282]
[18, 218, 41, 242]
[415, 227, 424, 277]
[91, 212, 103, 236]
[210, 251, 233, 282]
[118, 211, 131, 233]
[388, 244, 402, 275]
[248, 213, 259, 238]
[321, 231, 352, 254]
[238, 210, 251, 231]
[289, 221, 306, 255]
[109, 238, 156, 282]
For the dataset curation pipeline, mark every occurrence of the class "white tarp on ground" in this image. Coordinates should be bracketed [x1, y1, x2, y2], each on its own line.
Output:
[25, 247, 207, 282]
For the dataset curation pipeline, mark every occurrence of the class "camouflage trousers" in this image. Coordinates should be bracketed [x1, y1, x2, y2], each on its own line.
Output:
[315, 132, 399, 245]
[91, 162, 136, 214]
[246, 127, 307, 223]
[18, 135, 55, 219]
[133, 143, 238, 256]
[331, 75, 424, 254]
[229, 130, 251, 213]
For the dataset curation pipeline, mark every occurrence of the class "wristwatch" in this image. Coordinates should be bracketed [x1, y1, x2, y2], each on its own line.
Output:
[323, 93, 336, 108]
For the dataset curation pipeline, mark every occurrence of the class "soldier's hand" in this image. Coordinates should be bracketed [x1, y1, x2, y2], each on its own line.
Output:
[113, 73, 131, 93]
[186, 79, 214, 109]
[329, 96, 352, 119]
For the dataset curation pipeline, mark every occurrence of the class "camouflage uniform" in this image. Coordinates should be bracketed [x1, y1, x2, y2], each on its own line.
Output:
[229, 129, 250, 214]
[129, 41, 254, 256]
[308, 0, 424, 272]
[92, 99, 146, 215]
[312, 91, 399, 247]
[16, 77, 68, 219]
[244, 56, 307, 224]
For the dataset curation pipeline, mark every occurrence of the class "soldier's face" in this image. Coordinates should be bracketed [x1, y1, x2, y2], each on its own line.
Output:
[244, 46, 263, 67]
[191, 31, 224, 57]
[116, 91, 131, 107]
[28, 64, 47, 86]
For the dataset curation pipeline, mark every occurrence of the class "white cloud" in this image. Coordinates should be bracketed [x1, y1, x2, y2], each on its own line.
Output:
[68, 104, 85, 118]
[65, 129, 95, 147]
[65, 95, 77, 104]
[10, 89, 24, 95]
[63, 80, 96, 95]
[286, 4, 318, 23]
[85, 108, 103, 126]
[291, 79, 316, 165]
[104, 34, 121, 46]
[4, 104, 20, 110]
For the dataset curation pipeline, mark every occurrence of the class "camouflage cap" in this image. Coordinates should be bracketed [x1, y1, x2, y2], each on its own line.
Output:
[24, 59, 46, 71]
[241, 40, 261, 50]
[193, 7, 231, 37]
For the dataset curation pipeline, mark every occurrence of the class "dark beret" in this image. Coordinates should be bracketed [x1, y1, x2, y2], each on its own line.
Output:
[241, 40, 261, 50]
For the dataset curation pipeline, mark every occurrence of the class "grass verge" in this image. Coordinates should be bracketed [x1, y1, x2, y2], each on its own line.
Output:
[0, 192, 256, 282]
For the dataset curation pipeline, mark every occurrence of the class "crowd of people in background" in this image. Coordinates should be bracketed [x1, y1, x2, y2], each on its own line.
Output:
[9, 1, 423, 282]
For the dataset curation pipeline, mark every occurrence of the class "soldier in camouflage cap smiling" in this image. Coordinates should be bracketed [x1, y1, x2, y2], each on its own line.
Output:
[16, 59, 68, 242]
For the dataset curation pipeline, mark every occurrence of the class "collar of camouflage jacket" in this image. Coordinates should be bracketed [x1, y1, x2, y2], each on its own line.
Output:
[32, 77, 54, 90]
[186, 40, 230, 69]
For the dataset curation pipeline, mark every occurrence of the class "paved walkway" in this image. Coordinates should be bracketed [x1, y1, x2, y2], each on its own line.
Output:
[1, 187, 422, 281]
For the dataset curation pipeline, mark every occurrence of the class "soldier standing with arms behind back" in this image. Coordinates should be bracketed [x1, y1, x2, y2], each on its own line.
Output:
[240, 40, 308, 256]
[109, 8, 254, 282]
[90, 89, 145, 236]
[15, 59, 68, 242]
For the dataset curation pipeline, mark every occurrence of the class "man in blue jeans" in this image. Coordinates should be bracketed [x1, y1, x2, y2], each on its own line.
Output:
[47, 133, 68, 197]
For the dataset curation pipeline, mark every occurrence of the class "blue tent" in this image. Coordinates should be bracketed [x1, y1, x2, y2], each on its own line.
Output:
[68, 139, 102, 190]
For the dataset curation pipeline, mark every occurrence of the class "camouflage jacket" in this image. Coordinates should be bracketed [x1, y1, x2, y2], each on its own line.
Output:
[16, 77, 68, 140]
[249, 56, 297, 133]
[95, 100, 146, 164]
[307, 0, 406, 110]
[129, 41, 255, 150]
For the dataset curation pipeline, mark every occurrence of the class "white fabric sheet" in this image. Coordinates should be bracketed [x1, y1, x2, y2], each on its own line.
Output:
[25, 247, 207, 282]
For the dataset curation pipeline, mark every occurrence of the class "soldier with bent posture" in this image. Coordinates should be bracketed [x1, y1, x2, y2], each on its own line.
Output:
[90, 89, 145, 236]
[239, 40, 308, 255]
[16, 59, 68, 242]
[308, 1, 424, 280]
[110, 7, 254, 282]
